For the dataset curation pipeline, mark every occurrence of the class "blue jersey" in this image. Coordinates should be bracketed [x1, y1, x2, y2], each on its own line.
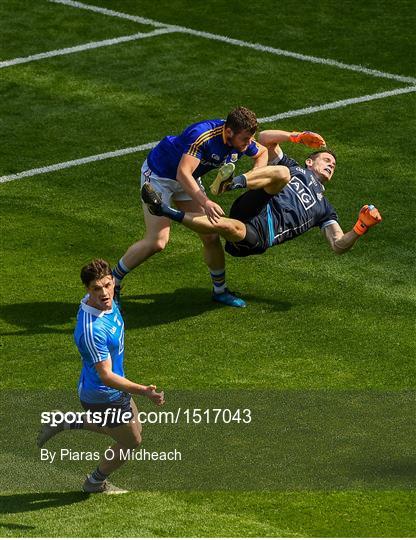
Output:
[147, 118, 260, 180]
[74, 297, 125, 404]
[250, 154, 338, 249]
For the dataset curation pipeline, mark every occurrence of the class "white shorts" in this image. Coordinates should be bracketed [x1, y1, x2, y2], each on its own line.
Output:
[140, 159, 206, 206]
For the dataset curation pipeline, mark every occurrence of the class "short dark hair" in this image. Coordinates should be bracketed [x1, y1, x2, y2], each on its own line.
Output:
[80, 258, 112, 287]
[225, 107, 258, 135]
[306, 148, 337, 163]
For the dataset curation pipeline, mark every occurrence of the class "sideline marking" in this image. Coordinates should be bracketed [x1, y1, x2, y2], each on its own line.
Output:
[49, 0, 416, 84]
[0, 28, 176, 69]
[2, 86, 415, 185]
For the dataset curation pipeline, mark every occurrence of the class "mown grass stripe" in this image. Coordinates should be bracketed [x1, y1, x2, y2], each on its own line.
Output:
[1, 86, 415, 185]
[49, 0, 416, 84]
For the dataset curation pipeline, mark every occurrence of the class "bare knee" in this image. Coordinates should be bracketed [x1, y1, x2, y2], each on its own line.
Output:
[266, 166, 291, 193]
[123, 432, 142, 450]
[145, 237, 169, 254]
[218, 219, 245, 240]
[199, 232, 221, 247]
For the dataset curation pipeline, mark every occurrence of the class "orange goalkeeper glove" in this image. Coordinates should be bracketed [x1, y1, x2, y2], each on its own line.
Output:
[289, 131, 326, 148]
[353, 205, 382, 235]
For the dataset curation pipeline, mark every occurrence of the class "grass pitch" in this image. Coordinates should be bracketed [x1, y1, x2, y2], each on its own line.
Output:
[0, 0, 415, 536]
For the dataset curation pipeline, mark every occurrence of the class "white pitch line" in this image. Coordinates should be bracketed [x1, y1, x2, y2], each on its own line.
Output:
[1, 85, 415, 185]
[0, 28, 176, 69]
[0, 142, 158, 184]
[258, 86, 416, 122]
[49, 0, 416, 85]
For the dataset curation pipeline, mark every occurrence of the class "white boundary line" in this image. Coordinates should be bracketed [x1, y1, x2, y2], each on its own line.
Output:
[1, 86, 415, 185]
[0, 28, 176, 69]
[49, 0, 416, 85]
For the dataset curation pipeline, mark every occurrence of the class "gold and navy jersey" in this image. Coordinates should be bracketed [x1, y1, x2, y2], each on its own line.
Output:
[147, 118, 260, 179]
[250, 154, 338, 249]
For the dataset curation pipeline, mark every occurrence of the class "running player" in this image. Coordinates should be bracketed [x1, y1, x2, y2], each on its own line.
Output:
[112, 107, 268, 309]
[37, 259, 165, 494]
[141, 129, 382, 265]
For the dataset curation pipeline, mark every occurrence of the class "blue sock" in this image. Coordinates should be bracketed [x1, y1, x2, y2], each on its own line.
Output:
[161, 204, 185, 223]
[112, 258, 130, 285]
[230, 174, 247, 190]
[210, 269, 226, 294]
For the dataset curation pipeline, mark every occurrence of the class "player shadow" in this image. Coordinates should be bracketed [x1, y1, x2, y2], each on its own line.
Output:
[0, 301, 79, 336]
[0, 491, 89, 516]
[0, 523, 36, 531]
[124, 288, 292, 327]
[0, 289, 292, 335]
[348, 456, 416, 486]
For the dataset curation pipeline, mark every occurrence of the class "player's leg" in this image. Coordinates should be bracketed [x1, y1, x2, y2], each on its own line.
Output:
[210, 163, 290, 196]
[181, 213, 246, 242]
[112, 162, 173, 305]
[141, 181, 246, 242]
[174, 194, 246, 308]
[83, 398, 142, 494]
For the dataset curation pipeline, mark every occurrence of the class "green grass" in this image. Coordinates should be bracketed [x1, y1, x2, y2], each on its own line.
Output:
[0, 0, 415, 537]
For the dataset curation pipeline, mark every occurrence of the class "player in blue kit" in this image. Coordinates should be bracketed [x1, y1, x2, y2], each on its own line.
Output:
[37, 259, 165, 494]
[141, 129, 382, 266]
[112, 107, 268, 309]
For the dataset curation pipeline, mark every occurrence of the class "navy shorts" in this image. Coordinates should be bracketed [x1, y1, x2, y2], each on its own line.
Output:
[80, 392, 134, 428]
[224, 189, 273, 257]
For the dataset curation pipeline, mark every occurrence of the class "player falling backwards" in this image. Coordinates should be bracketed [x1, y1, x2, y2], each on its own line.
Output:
[141, 129, 382, 268]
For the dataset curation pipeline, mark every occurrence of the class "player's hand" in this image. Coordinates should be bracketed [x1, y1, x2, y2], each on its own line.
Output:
[143, 385, 165, 406]
[203, 199, 224, 223]
[289, 131, 326, 148]
[353, 204, 382, 235]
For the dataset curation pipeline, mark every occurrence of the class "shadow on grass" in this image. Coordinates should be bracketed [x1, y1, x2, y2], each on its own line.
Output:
[350, 456, 416, 483]
[0, 522, 35, 531]
[0, 289, 292, 335]
[0, 491, 89, 515]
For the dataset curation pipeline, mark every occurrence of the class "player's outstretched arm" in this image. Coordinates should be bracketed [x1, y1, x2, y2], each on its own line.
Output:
[95, 359, 165, 405]
[323, 205, 382, 254]
[259, 130, 326, 149]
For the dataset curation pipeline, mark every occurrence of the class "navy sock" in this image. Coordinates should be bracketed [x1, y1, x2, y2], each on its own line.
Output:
[230, 174, 247, 190]
[112, 258, 130, 285]
[90, 467, 108, 483]
[64, 413, 84, 430]
[161, 204, 185, 223]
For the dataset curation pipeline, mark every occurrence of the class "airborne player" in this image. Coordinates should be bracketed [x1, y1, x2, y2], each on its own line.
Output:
[141, 129, 382, 272]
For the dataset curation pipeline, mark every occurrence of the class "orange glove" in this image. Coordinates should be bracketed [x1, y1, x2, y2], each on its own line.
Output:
[353, 205, 382, 235]
[289, 131, 326, 148]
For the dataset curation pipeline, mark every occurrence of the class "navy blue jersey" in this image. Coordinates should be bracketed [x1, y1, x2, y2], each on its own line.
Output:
[147, 119, 260, 180]
[249, 154, 338, 249]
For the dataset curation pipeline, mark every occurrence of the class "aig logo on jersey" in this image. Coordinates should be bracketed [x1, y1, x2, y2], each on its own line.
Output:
[288, 176, 317, 210]
[211, 154, 220, 162]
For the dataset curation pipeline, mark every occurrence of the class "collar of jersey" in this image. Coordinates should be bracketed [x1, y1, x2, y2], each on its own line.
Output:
[309, 169, 325, 191]
[80, 295, 113, 317]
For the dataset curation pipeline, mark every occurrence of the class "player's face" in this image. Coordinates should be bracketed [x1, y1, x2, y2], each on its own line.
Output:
[306, 152, 336, 183]
[226, 128, 254, 152]
[86, 274, 114, 311]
